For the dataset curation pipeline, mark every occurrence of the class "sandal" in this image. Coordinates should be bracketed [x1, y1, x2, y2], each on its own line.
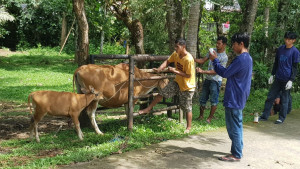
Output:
[184, 129, 190, 134]
[218, 155, 240, 162]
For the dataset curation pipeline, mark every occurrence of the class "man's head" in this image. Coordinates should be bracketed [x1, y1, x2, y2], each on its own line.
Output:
[216, 36, 227, 52]
[231, 32, 250, 54]
[284, 31, 297, 39]
[284, 31, 297, 47]
[175, 38, 187, 56]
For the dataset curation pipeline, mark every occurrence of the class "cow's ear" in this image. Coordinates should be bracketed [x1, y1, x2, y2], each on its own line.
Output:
[81, 88, 88, 94]
[89, 85, 95, 93]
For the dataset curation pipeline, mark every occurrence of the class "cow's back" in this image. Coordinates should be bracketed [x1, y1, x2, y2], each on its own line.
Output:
[32, 91, 77, 115]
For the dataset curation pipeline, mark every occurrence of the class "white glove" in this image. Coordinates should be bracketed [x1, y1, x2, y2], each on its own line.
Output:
[268, 75, 274, 84]
[285, 80, 293, 90]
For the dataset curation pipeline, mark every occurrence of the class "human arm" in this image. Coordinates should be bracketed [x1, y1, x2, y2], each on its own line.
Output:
[196, 67, 217, 75]
[168, 66, 191, 78]
[285, 61, 298, 90]
[271, 54, 279, 76]
[153, 60, 169, 73]
[194, 57, 209, 64]
[290, 60, 298, 81]
[211, 57, 242, 78]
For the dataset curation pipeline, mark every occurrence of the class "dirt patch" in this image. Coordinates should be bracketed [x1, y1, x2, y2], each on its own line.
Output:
[0, 101, 73, 141]
[0, 49, 27, 56]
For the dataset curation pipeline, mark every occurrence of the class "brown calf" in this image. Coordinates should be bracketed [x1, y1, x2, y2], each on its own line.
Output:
[28, 86, 101, 142]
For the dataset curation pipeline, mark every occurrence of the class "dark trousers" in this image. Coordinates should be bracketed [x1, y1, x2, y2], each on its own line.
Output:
[261, 79, 290, 122]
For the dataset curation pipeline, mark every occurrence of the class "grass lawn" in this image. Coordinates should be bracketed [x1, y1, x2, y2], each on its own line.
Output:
[0, 48, 299, 168]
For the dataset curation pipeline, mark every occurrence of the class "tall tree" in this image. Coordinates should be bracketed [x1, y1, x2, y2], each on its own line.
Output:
[263, 5, 270, 62]
[165, 0, 183, 53]
[186, 0, 202, 58]
[73, 0, 89, 66]
[240, 0, 258, 46]
[105, 0, 145, 67]
[60, 12, 67, 48]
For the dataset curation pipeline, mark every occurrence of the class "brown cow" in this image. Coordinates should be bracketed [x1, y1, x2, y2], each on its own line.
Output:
[28, 86, 100, 142]
[73, 63, 168, 134]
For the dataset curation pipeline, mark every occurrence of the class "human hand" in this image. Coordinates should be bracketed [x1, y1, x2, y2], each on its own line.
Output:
[167, 66, 175, 73]
[285, 80, 292, 90]
[209, 51, 217, 61]
[153, 68, 162, 73]
[268, 75, 274, 84]
[196, 67, 204, 73]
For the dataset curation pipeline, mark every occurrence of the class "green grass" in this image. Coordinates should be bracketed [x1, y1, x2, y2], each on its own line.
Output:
[0, 47, 300, 168]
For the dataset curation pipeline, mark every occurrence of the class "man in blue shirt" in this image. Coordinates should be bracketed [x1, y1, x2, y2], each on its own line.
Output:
[260, 31, 299, 124]
[209, 32, 253, 162]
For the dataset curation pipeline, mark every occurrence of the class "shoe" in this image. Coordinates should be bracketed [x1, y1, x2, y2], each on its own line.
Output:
[274, 119, 283, 124]
[258, 116, 267, 121]
[218, 155, 240, 162]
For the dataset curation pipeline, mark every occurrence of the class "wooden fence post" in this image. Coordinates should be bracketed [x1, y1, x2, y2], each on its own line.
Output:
[127, 55, 135, 131]
[179, 109, 183, 123]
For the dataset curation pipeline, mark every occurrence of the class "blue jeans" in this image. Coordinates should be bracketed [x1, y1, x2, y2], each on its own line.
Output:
[261, 79, 290, 121]
[225, 107, 243, 159]
[199, 79, 221, 106]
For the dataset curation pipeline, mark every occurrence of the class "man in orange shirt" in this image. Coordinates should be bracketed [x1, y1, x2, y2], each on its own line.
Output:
[139, 38, 196, 133]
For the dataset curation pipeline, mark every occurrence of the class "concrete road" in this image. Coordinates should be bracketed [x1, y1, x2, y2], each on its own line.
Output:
[61, 110, 300, 169]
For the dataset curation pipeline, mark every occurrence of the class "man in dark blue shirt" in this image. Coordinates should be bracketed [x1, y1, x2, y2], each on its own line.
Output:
[260, 31, 299, 124]
[210, 32, 253, 162]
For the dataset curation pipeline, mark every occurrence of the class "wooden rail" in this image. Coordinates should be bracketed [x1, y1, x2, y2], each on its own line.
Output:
[89, 54, 182, 131]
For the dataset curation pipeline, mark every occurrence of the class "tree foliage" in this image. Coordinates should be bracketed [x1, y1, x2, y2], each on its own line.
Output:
[0, 0, 300, 89]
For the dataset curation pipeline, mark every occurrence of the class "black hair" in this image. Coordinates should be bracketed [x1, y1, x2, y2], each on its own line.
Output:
[175, 38, 186, 46]
[217, 36, 227, 44]
[284, 31, 298, 39]
[231, 32, 250, 48]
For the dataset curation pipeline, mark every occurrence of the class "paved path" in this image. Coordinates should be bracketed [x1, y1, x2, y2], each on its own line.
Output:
[62, 111, 300, 169]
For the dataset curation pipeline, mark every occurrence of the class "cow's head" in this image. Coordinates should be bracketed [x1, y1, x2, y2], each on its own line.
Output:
[81, 85, 104, 101]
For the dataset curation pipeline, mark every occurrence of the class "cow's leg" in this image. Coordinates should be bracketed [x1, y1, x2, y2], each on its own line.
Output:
[87, 101, 103, 135]
[29, 117, 35, 140]
[71, 115, 84, 140]
[34, 122, 40, 143]
[31, 109, 45, 143]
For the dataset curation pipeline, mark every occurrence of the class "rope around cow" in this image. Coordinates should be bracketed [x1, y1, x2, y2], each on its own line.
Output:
[98, 77, 167, 104]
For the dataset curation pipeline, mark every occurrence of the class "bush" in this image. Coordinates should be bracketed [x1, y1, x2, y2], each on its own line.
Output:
[252, 61, 270, 89]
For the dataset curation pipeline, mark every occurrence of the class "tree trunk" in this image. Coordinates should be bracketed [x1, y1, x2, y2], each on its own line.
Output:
[73, 0, 89, 67]
[99, 6, 106, 54]
[263, 6, 270, 63]
[99, 30, 105, 54]
[275, 0, 289, 44]
[240, 0, 258, 48]
[124, 19, 145, 68]
[60, 12, 67, 48]
[130, 20, 145, 55]
[213, 5, 223, 37]
[109, 3, 145, 68]
[73, 0, 90, 128]
[165, 0, 183, 53]
[186, 0, 201, 59]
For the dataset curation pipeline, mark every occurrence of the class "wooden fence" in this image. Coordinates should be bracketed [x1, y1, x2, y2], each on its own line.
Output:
[90, 54, 183, 131]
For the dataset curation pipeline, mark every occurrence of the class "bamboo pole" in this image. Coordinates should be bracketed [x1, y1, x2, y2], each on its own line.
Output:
[59, 18, 76, 54]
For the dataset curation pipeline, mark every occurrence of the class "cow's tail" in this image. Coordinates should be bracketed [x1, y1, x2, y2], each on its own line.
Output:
[27, 92, 33, 114]
[72, 72, 76, 93]
[73, 67, 81, 93]
[73, 66, 85, 94]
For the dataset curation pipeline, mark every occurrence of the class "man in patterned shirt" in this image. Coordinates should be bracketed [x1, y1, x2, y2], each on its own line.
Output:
[139, 38, 196, 133]
[195, 36, 228, 123]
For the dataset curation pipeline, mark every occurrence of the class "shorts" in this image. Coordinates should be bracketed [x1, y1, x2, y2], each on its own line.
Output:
[160, 81, 194, 114]
[199, 79, 221, 106]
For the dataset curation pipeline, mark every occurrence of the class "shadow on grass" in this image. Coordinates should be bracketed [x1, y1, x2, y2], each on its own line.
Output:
[0, 84, 74, 103]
